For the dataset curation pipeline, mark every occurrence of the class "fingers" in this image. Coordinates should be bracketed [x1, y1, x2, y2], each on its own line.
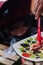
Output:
[35, 0, 42, 20]
[35, 0, 40, 13]
[35, 4, 42, 19]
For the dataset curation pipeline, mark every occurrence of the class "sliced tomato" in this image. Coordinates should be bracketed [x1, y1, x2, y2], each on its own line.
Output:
[31, 43, 41, 50]
[22, 53, 31, 57]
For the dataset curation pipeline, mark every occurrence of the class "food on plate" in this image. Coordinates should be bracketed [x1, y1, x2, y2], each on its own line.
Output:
[30, 54, 36, 59]
[19, 47, 26, 52]
[19, 37, 43, 59]
[32, 41, 37, 44]
[22, 52, 31, 57]
[21, 44, 30, 48]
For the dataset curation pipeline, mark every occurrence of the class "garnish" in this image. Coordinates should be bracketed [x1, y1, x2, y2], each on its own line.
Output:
[22, 53, 31, 57]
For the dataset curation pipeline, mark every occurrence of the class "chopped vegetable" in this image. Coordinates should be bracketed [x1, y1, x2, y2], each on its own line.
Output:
[19, 37, 43, 60]
[22, 53, 31, 57]
[29, 38, 33, 41]
[26, 50, 33, 54]
[30, 54, 36, 58]
[38, 53, 43, 59]
[24, 40, 28, 44]
[19, 47, 25, 52]
[27, 40, 31, 43]
[26, 47, 30, 50]
[33, 50, 41, 54]
[32, 41, 37, 44]
[21, 44, 30, 48]
[36, 56, 40, 59]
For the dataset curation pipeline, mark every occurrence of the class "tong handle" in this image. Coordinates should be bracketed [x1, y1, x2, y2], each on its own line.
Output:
[37, 17, 41, 45]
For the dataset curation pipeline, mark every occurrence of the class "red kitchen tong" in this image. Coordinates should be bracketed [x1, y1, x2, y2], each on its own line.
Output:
[31, 17, 43, 50]
[37, 17, 43, 46]
[37, 17, 41, 45]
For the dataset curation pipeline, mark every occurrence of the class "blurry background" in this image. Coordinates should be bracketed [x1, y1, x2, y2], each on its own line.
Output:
[0, 0, 43, 45]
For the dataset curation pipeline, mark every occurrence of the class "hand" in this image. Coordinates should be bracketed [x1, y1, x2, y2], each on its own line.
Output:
[35, 0, 43, 19]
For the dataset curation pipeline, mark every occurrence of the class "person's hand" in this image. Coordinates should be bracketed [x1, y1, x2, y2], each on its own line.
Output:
[35, 0, 43, 19]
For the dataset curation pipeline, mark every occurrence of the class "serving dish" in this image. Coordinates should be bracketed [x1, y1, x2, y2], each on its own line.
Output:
[13, 32, 43, 62]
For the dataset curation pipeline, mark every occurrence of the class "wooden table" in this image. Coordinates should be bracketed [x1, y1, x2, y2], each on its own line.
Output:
[0, 44, 20, 65]
[0, 44, 43, 65]
[21, 59, 43, 65]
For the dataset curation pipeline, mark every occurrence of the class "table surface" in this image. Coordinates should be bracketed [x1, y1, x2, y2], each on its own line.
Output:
[0, 44, 20, 65]
[0, 44, 43, 65]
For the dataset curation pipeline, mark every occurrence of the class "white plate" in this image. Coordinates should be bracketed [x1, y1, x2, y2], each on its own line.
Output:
[13, 32, 43, 62]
